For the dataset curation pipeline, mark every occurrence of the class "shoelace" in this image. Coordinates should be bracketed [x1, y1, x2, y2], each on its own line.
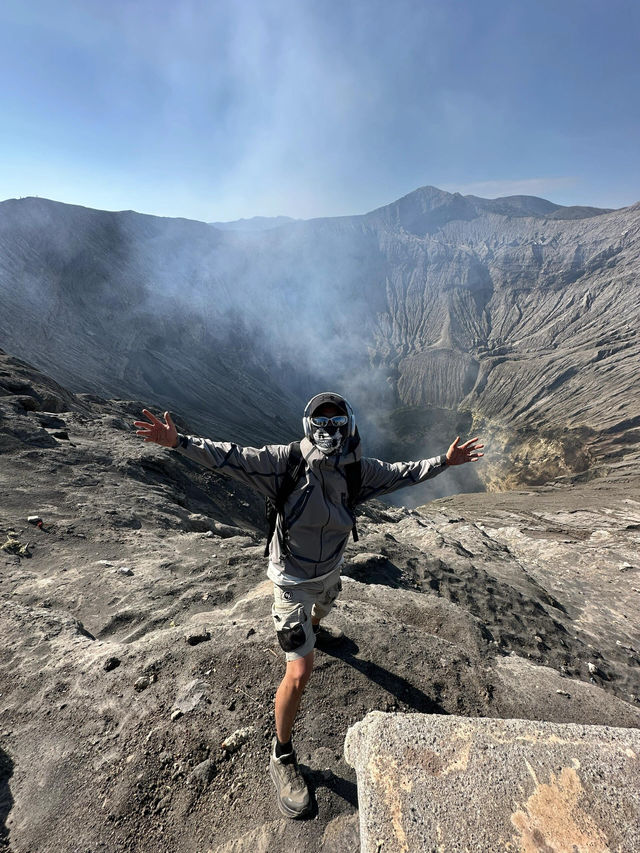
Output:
[278, 753, 304, 788]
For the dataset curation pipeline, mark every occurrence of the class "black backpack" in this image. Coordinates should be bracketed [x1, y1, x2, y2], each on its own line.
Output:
[264, 441, 361, 557]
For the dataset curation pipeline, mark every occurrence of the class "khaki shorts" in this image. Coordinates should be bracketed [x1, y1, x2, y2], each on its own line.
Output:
[271, 569, 342, 661]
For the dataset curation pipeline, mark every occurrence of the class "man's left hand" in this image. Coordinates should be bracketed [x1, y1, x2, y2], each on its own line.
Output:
[446, 436, 484, 465]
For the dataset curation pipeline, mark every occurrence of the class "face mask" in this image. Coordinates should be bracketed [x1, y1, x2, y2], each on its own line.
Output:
[312, 425, 346, 455]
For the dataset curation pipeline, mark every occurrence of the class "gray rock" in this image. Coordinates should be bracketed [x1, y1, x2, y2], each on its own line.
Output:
[185, 627, 211, 646]
[185, 513, 217, 533]
[320, 813, 361, 852]
[211, 521, 251, 539]
[186, 759, 216, 787]
[221, 726, 256, 754]
[345, 712, 640, 853]
[172, 678, 207, 715]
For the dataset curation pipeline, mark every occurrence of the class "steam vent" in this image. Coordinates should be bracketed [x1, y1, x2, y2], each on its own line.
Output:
[344, 712, 640, 852]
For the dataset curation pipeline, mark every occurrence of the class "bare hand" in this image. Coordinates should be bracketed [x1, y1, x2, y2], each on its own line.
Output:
[133, 409, 178, 448]
[446, 436, 484, 465]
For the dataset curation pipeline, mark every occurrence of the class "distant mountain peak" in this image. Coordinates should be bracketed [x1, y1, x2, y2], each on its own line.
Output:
[365, 185, 615, 236]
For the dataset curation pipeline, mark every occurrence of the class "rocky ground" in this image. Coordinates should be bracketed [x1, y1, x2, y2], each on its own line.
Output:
[1, 350, 639, 852]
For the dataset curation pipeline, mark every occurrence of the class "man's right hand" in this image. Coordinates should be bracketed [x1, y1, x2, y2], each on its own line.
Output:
[134, 409, 179, 448]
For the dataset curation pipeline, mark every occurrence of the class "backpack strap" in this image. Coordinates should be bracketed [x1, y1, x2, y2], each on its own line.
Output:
[263, 442, 305, 557]
[344, 460, 362, 543]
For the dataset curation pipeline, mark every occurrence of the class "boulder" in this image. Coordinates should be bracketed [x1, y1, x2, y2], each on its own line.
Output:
[345, 711, 640, 852]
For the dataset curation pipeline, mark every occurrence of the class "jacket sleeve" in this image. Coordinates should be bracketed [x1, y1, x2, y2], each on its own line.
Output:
[358, 454, 448, 502]
[171, 435, 289, 500]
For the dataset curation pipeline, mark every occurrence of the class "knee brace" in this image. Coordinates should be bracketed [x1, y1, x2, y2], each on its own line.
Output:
[276, 622, 307, 653]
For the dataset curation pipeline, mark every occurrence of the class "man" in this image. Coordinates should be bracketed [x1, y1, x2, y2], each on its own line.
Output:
[134, 392, 483, 818]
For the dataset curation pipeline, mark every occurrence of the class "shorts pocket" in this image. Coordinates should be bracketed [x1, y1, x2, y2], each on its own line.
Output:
[271, 602, 309, 653]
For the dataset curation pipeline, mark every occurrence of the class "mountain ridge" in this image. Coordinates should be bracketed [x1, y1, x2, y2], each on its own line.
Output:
[1, 186, 639, 499]
[3, 183, 628, 227]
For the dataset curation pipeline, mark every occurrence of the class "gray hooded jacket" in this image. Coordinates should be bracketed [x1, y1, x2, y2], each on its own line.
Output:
[173, 434, 447, 585]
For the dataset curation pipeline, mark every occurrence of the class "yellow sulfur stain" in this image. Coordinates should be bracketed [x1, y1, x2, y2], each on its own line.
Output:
[368, 753, 413, 853]
[511, 766, 610, 852]
[367, 734, 473, 851]
[440, 735, 472, 776]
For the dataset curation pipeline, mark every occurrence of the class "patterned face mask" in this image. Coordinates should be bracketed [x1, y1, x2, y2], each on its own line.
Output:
[312, 424, 346, 455]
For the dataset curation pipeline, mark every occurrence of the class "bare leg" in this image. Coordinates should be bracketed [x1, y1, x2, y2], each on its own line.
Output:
[275, 649, 314, 743]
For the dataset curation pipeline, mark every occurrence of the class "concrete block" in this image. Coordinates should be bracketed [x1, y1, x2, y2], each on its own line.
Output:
[345, 711, 640, 852]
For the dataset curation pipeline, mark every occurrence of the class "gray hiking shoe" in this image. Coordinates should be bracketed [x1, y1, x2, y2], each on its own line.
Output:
[313, 623, 344, 647]
[269, 738, 311, 818]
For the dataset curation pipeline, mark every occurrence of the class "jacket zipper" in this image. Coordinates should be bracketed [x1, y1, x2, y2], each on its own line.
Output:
[317, 467, 330, 569]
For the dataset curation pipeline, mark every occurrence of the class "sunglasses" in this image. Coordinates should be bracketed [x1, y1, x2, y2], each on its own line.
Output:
[310, 415, 349, 428]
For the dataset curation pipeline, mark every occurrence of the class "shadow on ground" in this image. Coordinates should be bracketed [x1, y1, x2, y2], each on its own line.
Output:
[299, 765, 359, 817]
[322, 638, 448, 716]
[0, 747, 14, 851]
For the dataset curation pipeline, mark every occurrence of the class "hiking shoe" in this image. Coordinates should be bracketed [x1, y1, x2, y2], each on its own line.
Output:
[312, 623, 344, 647]
[269, 738, 311, 818]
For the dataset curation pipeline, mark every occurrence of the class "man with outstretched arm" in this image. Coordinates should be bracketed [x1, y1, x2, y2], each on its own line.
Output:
[134, 392, 483, 818]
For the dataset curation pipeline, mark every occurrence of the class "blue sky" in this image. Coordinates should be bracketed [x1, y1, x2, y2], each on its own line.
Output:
[1, 0, 638, 220]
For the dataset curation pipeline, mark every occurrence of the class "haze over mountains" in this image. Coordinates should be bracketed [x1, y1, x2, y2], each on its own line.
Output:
[210, 216, 299, 232]
[1, 184, 639, 500]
